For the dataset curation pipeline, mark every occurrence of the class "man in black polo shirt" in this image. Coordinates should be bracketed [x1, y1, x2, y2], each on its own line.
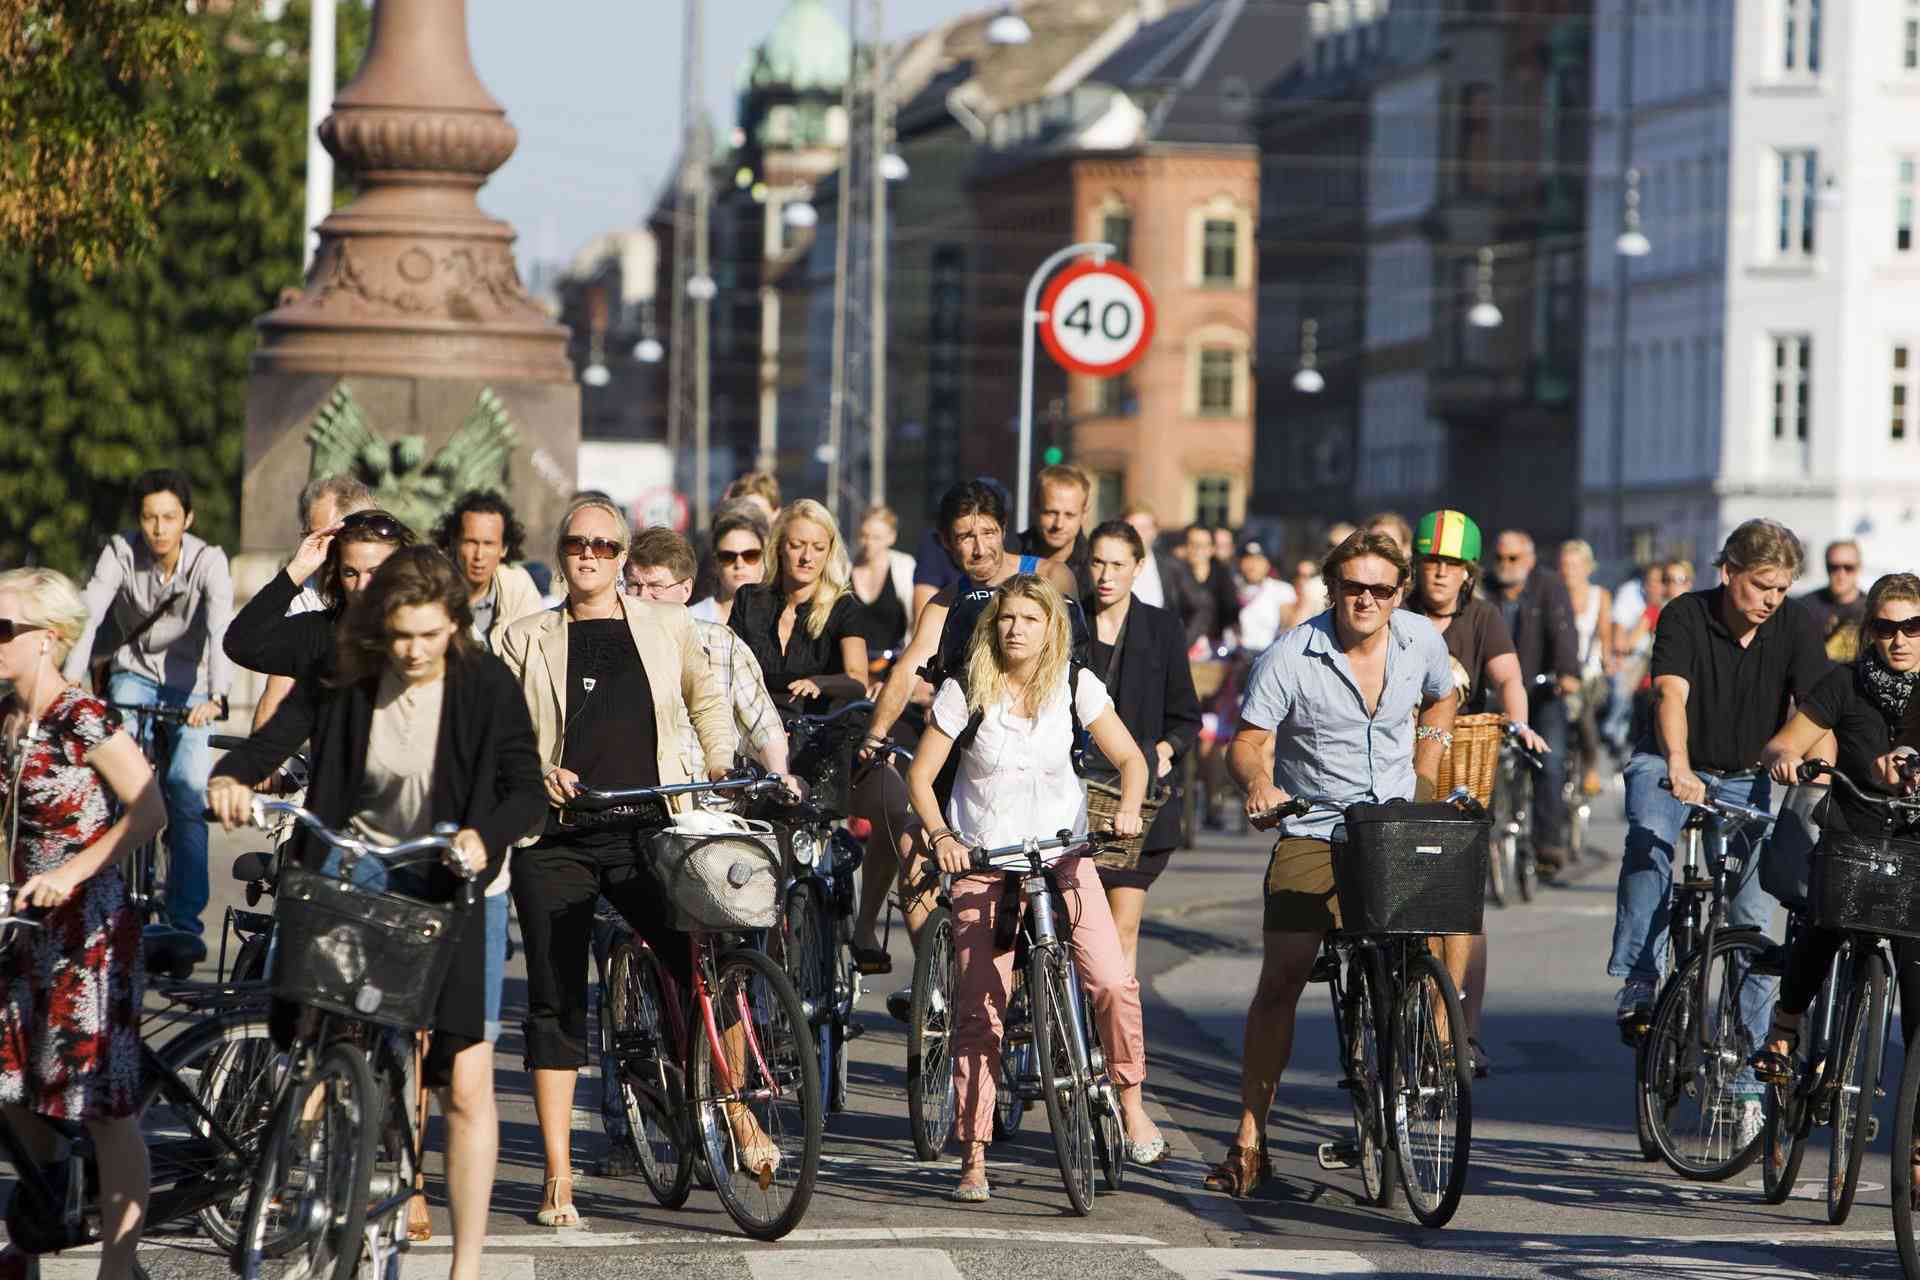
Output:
[1607, 520, 1829, 1055]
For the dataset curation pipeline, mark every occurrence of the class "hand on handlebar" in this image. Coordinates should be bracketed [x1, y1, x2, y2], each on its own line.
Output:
[1665, 767, 1708, 806]
[544, 767, 582, 806]
[1514, 724, 1551, 758]
[17, 866, 83, 910]
[208, 776, 257, 830]
[1875, 747, 1920, 794]
[450, 828, 487, 878]
[1246, 780, 1293, 831]
[932, 831, 974, 875]
[1767, 751, 1806, 787]
[1104, 806, 1143, 838]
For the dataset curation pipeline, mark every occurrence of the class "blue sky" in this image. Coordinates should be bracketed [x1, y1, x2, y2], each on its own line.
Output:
[468, 0, 981, 273]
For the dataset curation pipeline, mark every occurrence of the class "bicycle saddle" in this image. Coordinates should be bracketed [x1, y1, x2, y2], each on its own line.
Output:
[142, 926, 208, 980]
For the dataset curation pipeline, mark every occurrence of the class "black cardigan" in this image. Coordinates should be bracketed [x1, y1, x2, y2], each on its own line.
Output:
[1088, 600, 1202, 854]
[213, 651, 545, 1041]
[224, 570, 338, 682]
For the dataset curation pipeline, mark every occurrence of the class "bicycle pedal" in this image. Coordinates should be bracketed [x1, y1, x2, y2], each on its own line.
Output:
[1867, 1116, 1881, 1143]
[843, 1021, 865, 1041]
[1316, 1140, 1359, 1170]
[1307, 953, 1338, 983]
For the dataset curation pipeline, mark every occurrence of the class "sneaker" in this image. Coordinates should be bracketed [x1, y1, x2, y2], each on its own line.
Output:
[1468, 1036, 1492, 1079]
[1614, 980, 1656, 1025]
[1735, 1095, 1765, 1148]
[886, 986, 913, 1024]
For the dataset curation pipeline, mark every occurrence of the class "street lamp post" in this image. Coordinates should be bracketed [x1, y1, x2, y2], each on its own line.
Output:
[1017, 241, 1115, 530]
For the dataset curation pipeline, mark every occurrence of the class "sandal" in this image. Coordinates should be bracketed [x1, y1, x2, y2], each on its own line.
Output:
[850, 942, 893, 975]
[1202, 1142, 1272, 1198]
[727, 1106, 782, 1189]
[953, 1146, 991, 1202]
[534, 1175, 582, 1228]
[1748, 1010, 1802, 1086]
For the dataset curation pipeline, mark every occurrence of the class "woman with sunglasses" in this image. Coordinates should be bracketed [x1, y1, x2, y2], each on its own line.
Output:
[690, 502, 769, 628]
[224, 507, 416, 685]
[495, 496, 737, 1228]
[727, 499, 868, 712]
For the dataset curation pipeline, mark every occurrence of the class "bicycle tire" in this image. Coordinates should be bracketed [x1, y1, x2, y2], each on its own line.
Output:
[607, 938, 693, 1208]
[1486, 782, 1513, 910]
[1514, 771, 1537, 903]
[143, 1010, 282, 1252]
[1759, 1076, 1810, 1204]
[693, 946, 822, 1240]
[907, 907, 959, 1161]
[1890, 1037, 1920, 1277]
[1342, 951, 1396, 1207]
[236, 1040, 377, 1280]
[1031, 944, 1095, 1216]
[1639, 932, 1769, 1181]
[1082, 986, 1125, 1193]
[361, 1038, 419, 1280]
[778, 880, 838, 1116]
[1827, 948, 1887, 1225]
[1394, 951, 1472, 1227]
[995, 962, 1031, 1142]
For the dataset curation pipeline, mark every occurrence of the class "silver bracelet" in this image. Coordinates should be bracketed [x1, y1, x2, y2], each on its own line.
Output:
[1414, 726, 1455, 749]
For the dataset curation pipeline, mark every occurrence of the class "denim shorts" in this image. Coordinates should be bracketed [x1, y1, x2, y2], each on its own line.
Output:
[482, 892, 508, 1043]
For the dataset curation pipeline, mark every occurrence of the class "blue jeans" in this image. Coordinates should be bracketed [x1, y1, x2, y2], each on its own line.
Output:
[1601, 669, 1639, 755]
[482, 893, 508, 1044]
[108, 672, 211, 937]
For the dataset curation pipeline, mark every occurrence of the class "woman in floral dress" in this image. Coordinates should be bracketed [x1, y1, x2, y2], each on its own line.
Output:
[0, 567, 166, 1280]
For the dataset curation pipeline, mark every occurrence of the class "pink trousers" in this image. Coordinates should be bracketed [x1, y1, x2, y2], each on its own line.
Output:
[949, 855, 1146, 1144]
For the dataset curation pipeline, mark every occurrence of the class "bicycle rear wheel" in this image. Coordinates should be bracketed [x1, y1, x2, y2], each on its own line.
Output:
[1341, 952, 1396, 1207]
[236, 1040, 377, 1280]
[607, 937, 693, 1208]
[1639, 933, 1769, 1180]
[144, 1011, 283, 1253]
[1031, 945, 1095, 1215]
[1394, 951, 1472, 1227]
[907, 906, 958, 1161]
[1891, 1044, 1920, 1278]
[1827, 949, 1887, 1224]
[361, 1040, 420, 1280]
[694, 947, 822, 1240]
[995, 962, 1031, 1142]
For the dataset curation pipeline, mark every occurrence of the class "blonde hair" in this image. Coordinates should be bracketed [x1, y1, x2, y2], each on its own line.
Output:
[1560, 538, 1596, 568]
[1714, 518, 1804, 580]
[859, 504, 898, 532]
[0, 567, 90, 666]
[770, 498, 853, 639]
[557, 495, 631, 555]
[964, 574, 1074, 719]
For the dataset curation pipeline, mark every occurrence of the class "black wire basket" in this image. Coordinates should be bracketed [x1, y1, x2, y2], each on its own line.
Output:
[1809, 832, 1920, 940]
[271, 863, 464, 1030]
[1332, 801, 1490, 936]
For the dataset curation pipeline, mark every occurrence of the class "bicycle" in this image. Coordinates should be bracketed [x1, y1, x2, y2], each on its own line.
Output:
[223, 797, 477, 1280]
[206, 734, 306, 986]
[1277, 794, 1479, 1228]
[1486, 721, 1544, 908]
[0, 885, 283, 1273]
[582, 772, 824, 1241]
[113, 700, 205, 977]
[1632, 776, 1777, 1181]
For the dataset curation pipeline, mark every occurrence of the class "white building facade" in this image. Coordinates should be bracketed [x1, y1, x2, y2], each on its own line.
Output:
[1582, 0, 1920, 577]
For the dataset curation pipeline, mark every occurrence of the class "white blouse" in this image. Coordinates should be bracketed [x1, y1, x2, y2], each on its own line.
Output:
[931, 668, 1112, 848]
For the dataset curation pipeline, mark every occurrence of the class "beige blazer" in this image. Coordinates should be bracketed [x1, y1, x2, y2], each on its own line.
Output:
[495, 599, 737, 837]
[487, 563, 546, 647]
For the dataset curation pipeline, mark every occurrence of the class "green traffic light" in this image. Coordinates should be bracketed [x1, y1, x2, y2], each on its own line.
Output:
[1042, 446, 1064, 465]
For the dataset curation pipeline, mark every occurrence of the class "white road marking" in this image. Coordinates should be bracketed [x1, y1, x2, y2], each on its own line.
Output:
[391, 1227, 1167, 1251]
[1148, 1248, 1377, 1277]
[1740, 1176, 1884, 1200]
[746, 1247, 964, 1280]
[402, 1256, 534, 1280]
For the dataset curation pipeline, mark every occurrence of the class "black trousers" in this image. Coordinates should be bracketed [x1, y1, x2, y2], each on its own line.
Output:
[1780, 927, 1920, 1055]
[511, 831, 691, 1071]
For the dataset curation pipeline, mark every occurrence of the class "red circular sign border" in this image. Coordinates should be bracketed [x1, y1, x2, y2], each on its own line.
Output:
[1037, 258, 1157, 378]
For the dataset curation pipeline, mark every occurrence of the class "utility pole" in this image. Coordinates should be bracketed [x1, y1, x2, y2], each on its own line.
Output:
[825, 0, 888, 530]
[669, 0, 715, 527]
[303, 0, 336, 271]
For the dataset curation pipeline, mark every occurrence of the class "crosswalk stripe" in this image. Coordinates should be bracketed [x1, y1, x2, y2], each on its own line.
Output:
[402, 1255, 535, 1280]
[1147, 1248, 1378, 1278]
[388, 1226, 1167, 1251]
[745, 1247, 964, 1280]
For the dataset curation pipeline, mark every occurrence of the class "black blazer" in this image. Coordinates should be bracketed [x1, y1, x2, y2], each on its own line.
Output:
[1501, 566, 1581, 696]
[224, 570, 337, 682]
[1088, 600, 1202, 854]
[213, 651, 545, 1042]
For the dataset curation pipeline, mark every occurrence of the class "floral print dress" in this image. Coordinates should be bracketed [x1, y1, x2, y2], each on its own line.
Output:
[0, 687, 143, 1120]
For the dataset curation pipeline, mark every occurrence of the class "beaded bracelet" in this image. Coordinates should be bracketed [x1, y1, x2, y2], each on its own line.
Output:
[1414, 725, 1455, 749]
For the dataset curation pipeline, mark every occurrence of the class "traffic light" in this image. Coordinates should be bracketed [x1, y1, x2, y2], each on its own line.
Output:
[1042, 445, 1064, 466]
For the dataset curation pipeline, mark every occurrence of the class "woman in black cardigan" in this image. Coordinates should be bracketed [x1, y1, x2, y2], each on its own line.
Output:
[209, 546, 543, 1280]
[1084, 520, 1203, 973]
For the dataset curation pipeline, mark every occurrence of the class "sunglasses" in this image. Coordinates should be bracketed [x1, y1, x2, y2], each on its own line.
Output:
[716, 547, 764, 567]
[1828, 562, 1860, 574]
[0, 620, 44, 643]
[628, 575, 690, 597]
[1336, 578, 1399, 603]
[561, 535, 625, 561]
[1870, 617, 1920, 640]
[339, 511, 408, 541]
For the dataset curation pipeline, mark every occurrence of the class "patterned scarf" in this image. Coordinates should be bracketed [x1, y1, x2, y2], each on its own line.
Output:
[1858, 650, 1920, 727]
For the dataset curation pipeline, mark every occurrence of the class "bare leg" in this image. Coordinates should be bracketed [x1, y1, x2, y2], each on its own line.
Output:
[852, 765, 915, 954]
[1105, 885, 1148, 978]
[1230, 931, 1321, 1150]
[530, 1067, 578, 1217]
[88, 1114, 148, 1280]
[437, 1043, 497, 1280]
[1464, 933, 1488, 1035]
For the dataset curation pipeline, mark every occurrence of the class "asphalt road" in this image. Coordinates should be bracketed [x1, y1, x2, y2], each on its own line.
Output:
[21, 787, 1918, 1278]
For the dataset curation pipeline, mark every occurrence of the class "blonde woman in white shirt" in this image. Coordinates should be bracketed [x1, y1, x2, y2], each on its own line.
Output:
[906, 574, 1163, 1202]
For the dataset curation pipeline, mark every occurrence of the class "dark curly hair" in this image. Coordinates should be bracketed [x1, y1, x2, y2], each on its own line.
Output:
[433, 489, 526, 564]
[333, 545, 476, 687]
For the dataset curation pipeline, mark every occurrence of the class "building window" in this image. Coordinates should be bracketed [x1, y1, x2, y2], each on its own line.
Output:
[1198, 348, 1237, 414]
[1201, 219, 1238, 285]
[1900, 158, 1917, 252]
[1782, 0, 1821, 74]
[1097, 374, 1136, 417]
[1906, 0, 1920, 71]
[1774, 149, 1818, 258]
[1093, 470, 1124, 524]
[1193, 475, 1233, 529]
[1896, 346, 1911, 441]
[1102, 210, 1133, 265]
[1771, 335, 1812, 441]
[1458, 84, 1493, 194]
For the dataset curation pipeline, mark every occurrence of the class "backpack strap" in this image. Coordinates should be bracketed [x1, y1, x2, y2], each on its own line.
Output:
[1017, 554, 1041, 574]
[1067, 655, 1090, 776]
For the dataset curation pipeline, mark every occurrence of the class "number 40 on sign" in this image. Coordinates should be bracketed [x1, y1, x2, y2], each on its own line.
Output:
[1038, 259, 1157, 378]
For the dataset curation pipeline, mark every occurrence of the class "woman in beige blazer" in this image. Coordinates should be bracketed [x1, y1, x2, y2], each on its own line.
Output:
[495, 495, 735, 1228]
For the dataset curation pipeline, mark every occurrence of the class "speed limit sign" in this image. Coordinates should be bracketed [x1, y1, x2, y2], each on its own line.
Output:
[1038, 259, 1156, 377]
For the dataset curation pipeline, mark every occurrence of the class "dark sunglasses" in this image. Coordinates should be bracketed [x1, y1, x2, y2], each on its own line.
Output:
[560, 534, 625, 560]
[1336, 578, 1399, 603]
[716, 547, 764, 567]
[1828, 561, 1860, 574]
[1870, 617, 1920, 640]
[0, 620, 45, 643]
[339, 510, 408, 541]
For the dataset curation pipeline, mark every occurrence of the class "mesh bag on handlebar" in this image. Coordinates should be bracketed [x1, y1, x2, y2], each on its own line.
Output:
[271, 863, 465, 1030]
[1332, 800, 1490, 935]
[642, 811, 784, 931]
[1808, 831, 1920, 940]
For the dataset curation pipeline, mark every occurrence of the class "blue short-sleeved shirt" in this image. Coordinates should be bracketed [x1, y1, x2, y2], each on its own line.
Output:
[1238, 609, 1455, 839]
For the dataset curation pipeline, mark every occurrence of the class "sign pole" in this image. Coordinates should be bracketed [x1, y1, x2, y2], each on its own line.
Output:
[1018, 241, 1114, 533]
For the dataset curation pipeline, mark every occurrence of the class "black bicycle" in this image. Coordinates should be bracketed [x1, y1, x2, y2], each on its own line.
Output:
[1487, 721, 1545, 908]
[113, 700, 209, 977]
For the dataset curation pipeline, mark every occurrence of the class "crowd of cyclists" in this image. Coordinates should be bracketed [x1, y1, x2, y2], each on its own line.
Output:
[4, 454, 1919, 1275]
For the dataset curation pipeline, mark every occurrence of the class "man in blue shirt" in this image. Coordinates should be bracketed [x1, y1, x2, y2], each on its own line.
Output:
[1202, 530, 1456, 1198]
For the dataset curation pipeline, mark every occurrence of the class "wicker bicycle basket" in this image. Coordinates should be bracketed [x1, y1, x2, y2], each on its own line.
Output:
[1086, 780, 1166, 872]
[1434, 713, 1507, 807]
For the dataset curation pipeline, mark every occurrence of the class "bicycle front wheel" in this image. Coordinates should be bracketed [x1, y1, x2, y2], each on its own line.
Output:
[1639, 933, 1770, 1180]
[1759, 1075, 1810, 1204]
[1827, 948, 1888, 1224]
[778, 880, 839, 1113]
[236, 1040, 377, 1280]
[1890, 1039, 1920, 1277]
[995, 962, 1031, 1142]
[907, 906, 958, 1160]
[1339, 951, 1396, 1207]
[1394, 951, 1472, 1227]
[1032, 945, 1095, 1216]
[694, 946, 822, 1240]
[608, 938, 694, 1208]
[1081, 984, 1125, 1193]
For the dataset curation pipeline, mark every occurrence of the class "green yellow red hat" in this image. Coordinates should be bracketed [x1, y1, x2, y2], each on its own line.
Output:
[1415, 509, 1482, 563]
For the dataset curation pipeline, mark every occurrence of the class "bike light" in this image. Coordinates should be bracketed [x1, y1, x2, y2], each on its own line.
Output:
[791, 829, 821, 867]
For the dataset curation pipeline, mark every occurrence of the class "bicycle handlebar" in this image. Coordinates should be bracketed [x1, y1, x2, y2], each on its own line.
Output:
[1503, 720, 1548, 771]
[1795, 759, 1920, 815]
[206, 798, 476, 879]
[1657, 777, 1773, 827]
[565, 768, 792, 810]
[785, 699, 875, 731]
[112, 701, 195, 724]
[964, 830, 1099, 872]
[0, 885, 42, 932]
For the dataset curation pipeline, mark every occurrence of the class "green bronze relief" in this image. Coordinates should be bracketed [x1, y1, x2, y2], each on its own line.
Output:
[305, 383, 519, 534]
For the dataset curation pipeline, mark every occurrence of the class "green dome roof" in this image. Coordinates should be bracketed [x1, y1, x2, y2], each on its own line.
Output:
[737, 0, 851, 95]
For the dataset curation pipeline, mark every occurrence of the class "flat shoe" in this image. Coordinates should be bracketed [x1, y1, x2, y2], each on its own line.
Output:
[950, 1179, 991, 1203]
[535, 1176, 582, 1228]
[1127, 1134, 1169, 1165]
[851, 943, 893, 975]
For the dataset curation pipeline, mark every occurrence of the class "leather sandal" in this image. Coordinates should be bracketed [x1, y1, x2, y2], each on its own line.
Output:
[535, 1175, 582, 1228]
[1202, 1143, 1271, 1198]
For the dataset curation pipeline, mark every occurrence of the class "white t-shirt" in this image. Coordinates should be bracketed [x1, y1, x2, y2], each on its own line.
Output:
[690, 597, 724, 625]
[931, 667, 1111, 848]
[1134, 554, 1165, 609]
[1235, 578, 1299, 654]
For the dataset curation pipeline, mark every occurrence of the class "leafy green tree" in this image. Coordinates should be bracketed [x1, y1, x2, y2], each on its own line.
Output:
[0, 1, 368, 577]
